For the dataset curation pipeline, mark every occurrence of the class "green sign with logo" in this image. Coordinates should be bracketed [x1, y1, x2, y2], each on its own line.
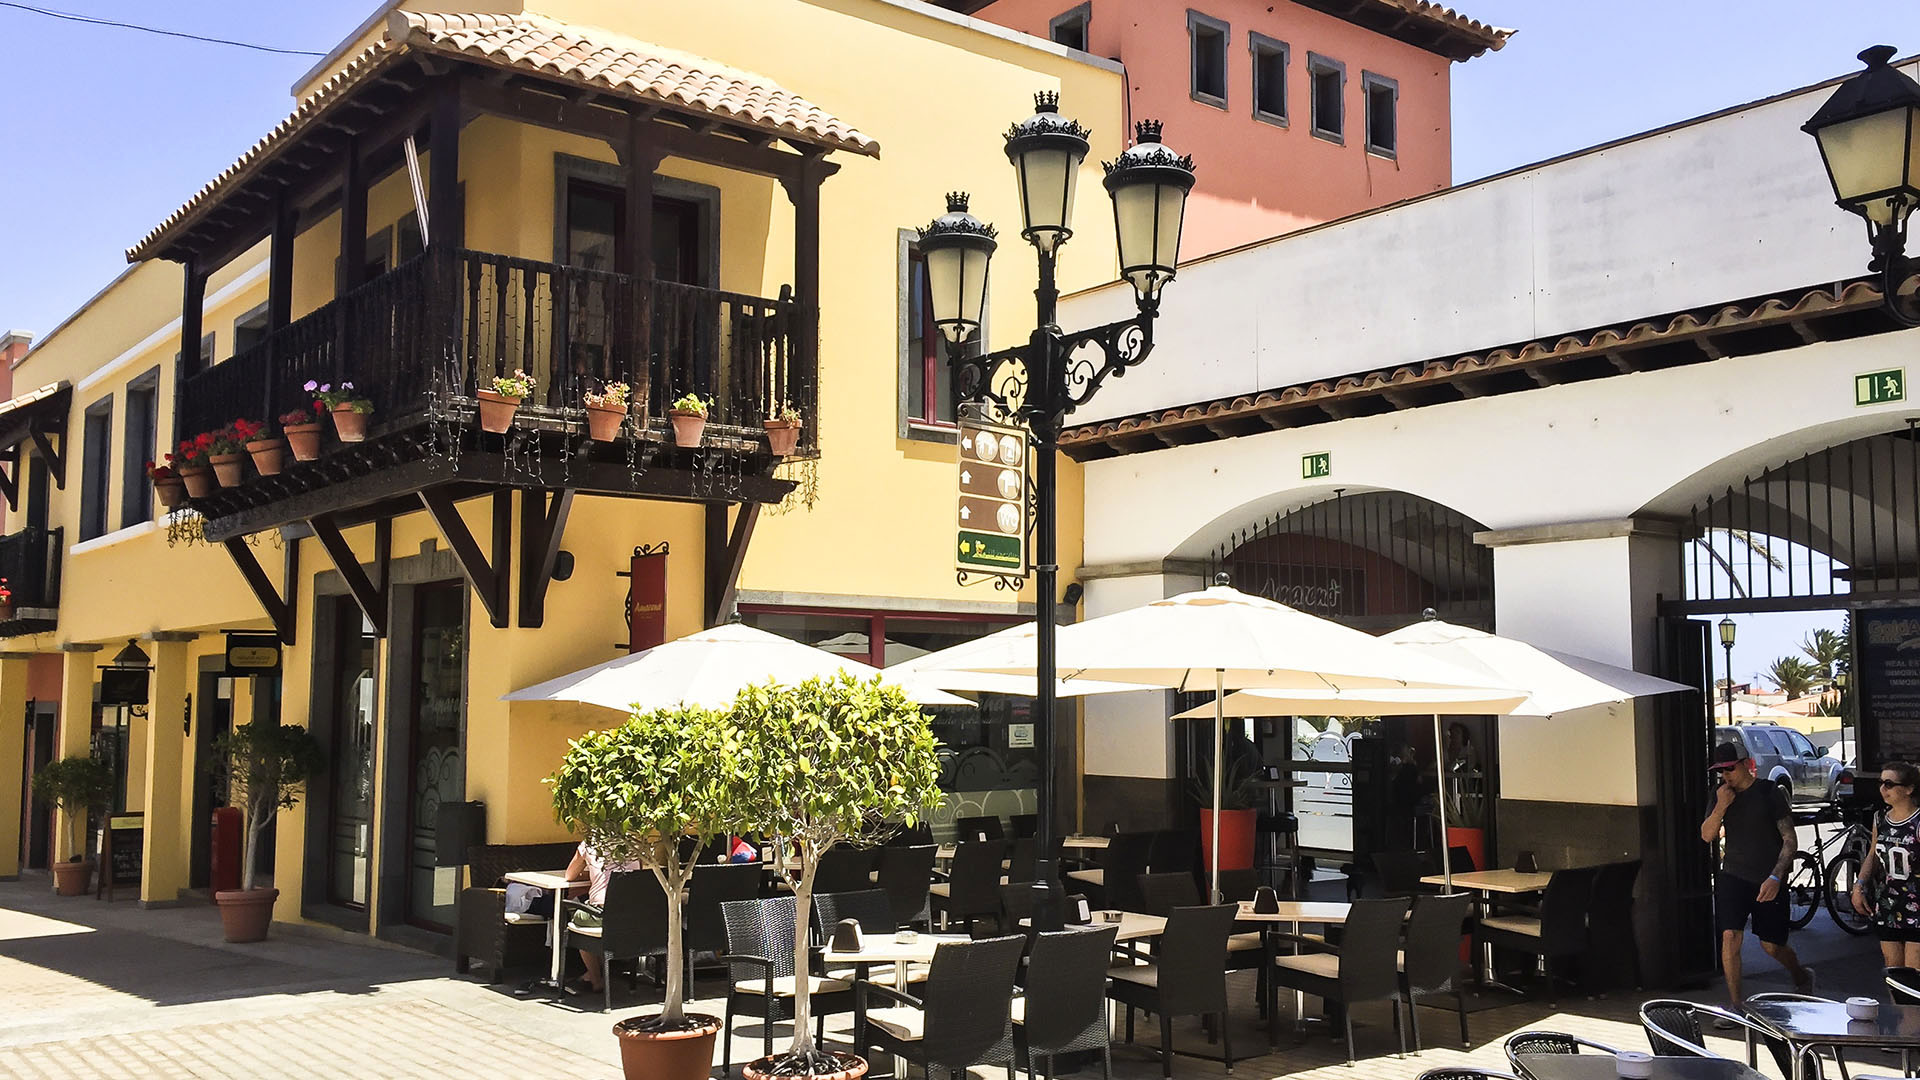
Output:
[958, 530, 1023, 572]
[1857, 368, 1906, 407]
[1302, 451, 1331, 480]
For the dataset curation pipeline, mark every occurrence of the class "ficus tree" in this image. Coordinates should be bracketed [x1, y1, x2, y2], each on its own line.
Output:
[730, 672, 944, 1074]
[209, 723, 325, 891]
[548, 704, 741, 1027]
[31, 754, 114, 863]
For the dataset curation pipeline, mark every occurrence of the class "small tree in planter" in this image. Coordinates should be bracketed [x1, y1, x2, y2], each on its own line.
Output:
[207, 723, 324, 942]
[549, 705, 742, 1080]
[731, 673, 945, 1079]
[669, 393, 710, 448]
[31, 755, 114, 895]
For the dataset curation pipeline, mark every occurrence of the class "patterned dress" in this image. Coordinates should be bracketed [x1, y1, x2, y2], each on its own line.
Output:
[1875, 809, 1920, 938]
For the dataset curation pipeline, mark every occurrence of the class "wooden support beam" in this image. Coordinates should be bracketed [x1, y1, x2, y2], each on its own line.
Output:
[429, 76, 464, 251]
[704, 502, 760, 627]
[517, 489, 575, 628]
[420, 487, 509, 628]
[26, 430, 62, 491]
[309, 514, 388, 637]
[1524, 365, 1560, 388]
[337, 135, 367, 296]
[0, 445, 20, 511]
[223, 539, 296, 645]
[1604, 349, 1643, 375]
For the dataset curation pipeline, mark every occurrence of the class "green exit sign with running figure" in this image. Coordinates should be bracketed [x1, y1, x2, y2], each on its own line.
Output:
[1302, 452, 1331, 479]
[1857, 368, 1906, 407]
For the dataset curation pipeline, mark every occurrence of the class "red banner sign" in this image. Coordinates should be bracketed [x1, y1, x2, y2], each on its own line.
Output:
[628, 550, 668, 653]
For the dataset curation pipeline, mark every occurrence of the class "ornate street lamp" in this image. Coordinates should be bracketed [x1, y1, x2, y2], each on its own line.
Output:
[919, 96, 1195, 929]
[1718, 617, 1737, 718]
[1804, 45, 1920, 325]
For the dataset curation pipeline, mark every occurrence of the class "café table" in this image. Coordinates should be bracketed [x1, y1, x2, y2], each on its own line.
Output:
[824, 931, 968, 1075]
[1745, 999, 1920, 1080]
[502, 868, 582, 992]
[1420, 867, 1556, 992]
[1234, 899, 1367, 1046]
[1513, 1053, 1766, 1080]
[1017, 910, 1166, 943]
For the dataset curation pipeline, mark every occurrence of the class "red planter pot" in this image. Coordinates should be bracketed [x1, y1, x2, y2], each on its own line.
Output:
[209, 454, 247, 488]
[764, 420, 801, 457]
[331, 406, 369, 442]
[284, 423, 323, 462]
[246, 438, 286, 476]
[154, 478, 185, 509]
[670, 411, 707, 448]
[50, 859, 92, 897]
[612, 1015, 721, 1080]
[1199, 807, 1257, 872]
[214, 887, 279, 943]
[586, 402, 628, 442]
[477, 389, 521, 434]
[178, 465, 214, 499]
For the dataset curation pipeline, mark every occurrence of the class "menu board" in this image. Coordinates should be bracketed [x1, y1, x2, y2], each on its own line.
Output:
[1857, 607, 1920, 765]
[98, 814, 144, 899]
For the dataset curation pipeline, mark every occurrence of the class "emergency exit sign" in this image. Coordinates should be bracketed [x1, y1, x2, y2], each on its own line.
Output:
[1302, 451, 1331, 479]
[1857, 368, 1906, 407]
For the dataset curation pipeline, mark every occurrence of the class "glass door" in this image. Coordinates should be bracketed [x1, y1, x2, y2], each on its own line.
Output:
[326, 600, 379, 909]
[406, 584, 466, 930]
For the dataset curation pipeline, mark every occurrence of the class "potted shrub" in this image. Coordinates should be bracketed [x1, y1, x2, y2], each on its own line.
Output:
[764, 402, 802, 457]
[206, 722, 324, 942]
[549, 705, 740, 1080]
[0, 577, 13, 621]
[31, 755, 113, 896]
[147, 458, 184, 509]
[731, 673, 944, 1080]
[478, 369, 535, 433]
[280, 406, 324, 462]
[669, 394, 709, 448]
[583, 380, 631, 442]
[307, 380, 373, 442]
[1192, 752, 1262, 873]
[240, 417, 285, 476]
[207, 421, 252, 488]
[175, 434, 215, 498]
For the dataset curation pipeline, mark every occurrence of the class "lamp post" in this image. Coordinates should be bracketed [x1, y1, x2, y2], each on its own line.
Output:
[919, 93, 1195, 931]
[1718, 617, 1737, 720]
[1803, 45, 1920, 326]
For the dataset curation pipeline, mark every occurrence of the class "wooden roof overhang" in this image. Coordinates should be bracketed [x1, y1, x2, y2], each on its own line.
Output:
[1060, 274, 1917, 461]
[1289, 0, 1511, 62]
[0, 382, 71, 509]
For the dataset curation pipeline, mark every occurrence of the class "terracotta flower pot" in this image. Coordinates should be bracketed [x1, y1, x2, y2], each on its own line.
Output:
[0, 603, 14, 622]
[331, 406, 369, 442]
[246, 438, 286, 476]
[670, 410, 707, 448]
[178, 465, 214, 499]
[210, 453, 247, 488]
[742, 1051, 867, 1080]
[612, 1014, 721, 1080]
[155, 478, 185, 509]
[477, 389, 522, 434]
[586, 402, 628, 442]
[284, 423, 323, 462]
[214, 887, 279, 943]
[764, 419, 801, 457]
[51, 859, 92, 897]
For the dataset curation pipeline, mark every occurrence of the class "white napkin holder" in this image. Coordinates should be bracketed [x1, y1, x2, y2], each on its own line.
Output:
[1614, 1051, 1653, 1078]
[1847, 997, 1880, 1020]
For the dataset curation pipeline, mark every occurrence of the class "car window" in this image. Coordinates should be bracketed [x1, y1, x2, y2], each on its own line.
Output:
[1745, 729, 1785, 757]
[1785, 730, 1817, 757]
[1719, 732, 1746, 758]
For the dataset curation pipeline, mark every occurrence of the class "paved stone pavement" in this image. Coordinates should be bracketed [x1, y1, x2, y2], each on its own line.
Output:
[0, 875, 1891, 1079]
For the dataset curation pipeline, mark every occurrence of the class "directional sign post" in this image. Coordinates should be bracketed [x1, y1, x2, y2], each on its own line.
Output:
[957, 411, 1029, 578]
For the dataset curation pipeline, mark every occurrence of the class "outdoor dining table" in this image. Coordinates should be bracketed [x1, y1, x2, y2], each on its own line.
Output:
[1234, 899, 1363, 1046]
[1419, 867, 1556, 992]
[1513, 1053, 1766, 1080]
[501, 868, 582, 993]
[1745, 999, 1920, 1080]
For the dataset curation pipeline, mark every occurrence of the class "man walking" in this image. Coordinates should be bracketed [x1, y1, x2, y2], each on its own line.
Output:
[1702, 742, 1813, 1010]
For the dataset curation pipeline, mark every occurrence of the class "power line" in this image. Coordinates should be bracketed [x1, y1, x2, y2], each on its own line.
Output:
[0, 1, 325, 57]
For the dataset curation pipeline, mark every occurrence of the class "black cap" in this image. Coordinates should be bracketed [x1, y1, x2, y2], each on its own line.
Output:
[1709, 743, 1747, 772]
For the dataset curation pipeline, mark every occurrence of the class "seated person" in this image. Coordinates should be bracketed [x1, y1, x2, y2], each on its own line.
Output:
[563, 840, 642, 994]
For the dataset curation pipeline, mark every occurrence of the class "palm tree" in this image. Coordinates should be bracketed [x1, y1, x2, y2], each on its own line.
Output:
[1691, 529, 1786, 599]
[1800, 628, 1845, 683]
[1766, 655, 1820, 700]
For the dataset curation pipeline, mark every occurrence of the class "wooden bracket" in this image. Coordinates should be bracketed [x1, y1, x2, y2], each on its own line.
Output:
[223, 537, 298, 645]
[0, 444, 20, 511]
[703, 502, 761, 628]
[308, 513, 389, 638]
[517, 489, 575, 629]
[29, 428, 64, 490]
[420, 487, 511, 628]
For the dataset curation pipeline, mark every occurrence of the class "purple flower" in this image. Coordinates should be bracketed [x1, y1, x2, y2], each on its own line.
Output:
[340, 381, 354, 391]
[318, 383, 331, 394]
[303, 380, 318, 392]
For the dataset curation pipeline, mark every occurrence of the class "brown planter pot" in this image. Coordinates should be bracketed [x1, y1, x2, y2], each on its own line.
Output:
[612, 1014, 721, 1080]
[331, 406, 369, 442]
[742, 1051, 867, 1080]
[214, 887, 279, 943]
[210, 454, 247, 488]
[246, 438, 286, 476]
[0, 603, 15, 622]
[477, 389, 522, 434]
[51, 859, 92, 897]
[670, 410, 707, 448]
[154, 478, 185, 509]
[764, 420, 801, 457]
[178, 465, 215, 499]
[284, 423, 323, 462]
[586, 402, 628, 442]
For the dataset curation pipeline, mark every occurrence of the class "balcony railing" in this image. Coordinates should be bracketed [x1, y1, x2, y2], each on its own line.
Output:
[0, 525, 62, 612]
[177, 250, 815, 455]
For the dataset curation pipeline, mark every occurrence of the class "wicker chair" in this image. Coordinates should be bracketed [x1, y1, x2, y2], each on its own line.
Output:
[1016, 924, 1119, 1080]
[1269, 896, 1411, 1066]
[864, 934, 1025, 1080]
[683, 861, 763, 997]
[1503, 1030, 1621, 1075]
[931, 839, 1007, 932]
[452, 841, 580, 981]
[718, 895, 858, 1075]
[876, 844, 938, 929]
[1069, 832, 1151, 913]
[1109, 903, 1240, 1078]
[1476, 866, 1598, 1005]
[1416, 1070, 1523, 1080]
[1638, 998, 1750, 1060]
[561, 870, 669, 1012]
[814, 846, 878, 895]
[956, 814, 1006, 842]
[1403, 893, 1474, 1051]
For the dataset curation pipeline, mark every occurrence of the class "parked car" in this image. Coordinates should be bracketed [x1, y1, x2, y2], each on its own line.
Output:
[1716, 723, 1853, 803]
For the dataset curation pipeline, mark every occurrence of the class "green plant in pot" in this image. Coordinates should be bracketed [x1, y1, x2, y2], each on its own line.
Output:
[31, 755, 113, 896]
[549, 705, 741, 1080]
[1190, 748, 1263, 877]
[207, 722, 323, 942]
[730, 672, 944, 1080]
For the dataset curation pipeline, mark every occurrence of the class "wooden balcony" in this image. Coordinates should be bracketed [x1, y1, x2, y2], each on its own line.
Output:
[0, 526, 63, 638]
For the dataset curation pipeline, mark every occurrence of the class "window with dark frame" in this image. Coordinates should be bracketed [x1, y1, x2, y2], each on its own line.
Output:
[1364, 72, 1398, 157]
[232, 304, 270, 356]
[1188, 11, 1229, 107]
[1309, 53, 1345, 142]
[903, 241, 967, 430]
[1250, 33, 1288, 124]
[119, 372, 158, 529]
[79, 398, 113, 542]
[1049, 3, 1089, 51]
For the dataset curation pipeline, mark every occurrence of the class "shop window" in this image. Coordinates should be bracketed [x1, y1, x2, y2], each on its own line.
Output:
[232, 304, 270, 356]
[79, 397, 112, 541]
[1250, 33, 1288, 126]
[1188, 11, 1229, 108]
[899, 234, 981, 441]
[119, 370, 158, 528]
[1049, 3, 1089, 51]
[1364, 72, 1398, 157]
[1309, 52, 1345, 143]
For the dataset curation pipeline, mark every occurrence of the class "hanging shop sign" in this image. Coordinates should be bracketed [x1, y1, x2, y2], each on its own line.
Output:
[627, 543, 669, 653]
[224, 631, 282, 674]
[98, 668, 149, 707]
[957, 411, 1029, 579]
[1858, 605, 1920, 763]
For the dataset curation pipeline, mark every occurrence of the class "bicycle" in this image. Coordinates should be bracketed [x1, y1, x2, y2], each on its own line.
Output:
[1796, 801, 1876, 935]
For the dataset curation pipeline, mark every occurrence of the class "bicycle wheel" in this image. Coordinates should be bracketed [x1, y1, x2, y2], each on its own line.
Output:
[1786, 851, 1820, 929]
[1826, 851, 1874, 935]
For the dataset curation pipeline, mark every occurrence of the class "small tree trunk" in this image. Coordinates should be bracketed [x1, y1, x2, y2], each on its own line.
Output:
[788, 856, 820, 1058]
[240, 797, 265, 892]
[658, 862, 687, 1022]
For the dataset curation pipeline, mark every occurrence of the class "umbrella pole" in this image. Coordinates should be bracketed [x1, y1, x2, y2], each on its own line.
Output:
[1212, 669, 1224, 903]
[1433, 713, 1453, 894]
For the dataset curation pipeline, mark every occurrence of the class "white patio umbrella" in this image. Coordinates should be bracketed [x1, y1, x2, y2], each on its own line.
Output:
[501, 622, 970, 712]
[891, 622, 1157, 698]
[939, 584, 1515, 899]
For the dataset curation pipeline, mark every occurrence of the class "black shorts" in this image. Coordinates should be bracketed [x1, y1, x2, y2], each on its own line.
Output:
[1716, 872, 1789, 945]
[1881, 926, 1920, 944]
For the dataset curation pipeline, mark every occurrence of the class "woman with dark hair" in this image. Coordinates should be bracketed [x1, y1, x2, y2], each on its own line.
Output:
[1854, 760, 1920, 968]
